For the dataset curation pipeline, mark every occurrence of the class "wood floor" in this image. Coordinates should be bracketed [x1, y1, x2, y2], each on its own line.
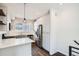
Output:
[52, 52, 65, 56]
[32, 43, 65, 56]
[32, 43, 49, 56]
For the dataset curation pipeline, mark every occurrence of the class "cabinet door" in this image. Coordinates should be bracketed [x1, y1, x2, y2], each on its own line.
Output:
[43, 32, 50, 51]
[0, 44, 32, 56]
[15, 44, 32, 56]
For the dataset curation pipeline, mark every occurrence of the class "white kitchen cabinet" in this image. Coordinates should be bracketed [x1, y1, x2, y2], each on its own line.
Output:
[0, 38, 34, 56]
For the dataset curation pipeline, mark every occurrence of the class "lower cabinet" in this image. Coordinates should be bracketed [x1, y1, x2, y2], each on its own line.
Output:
[0, 43, 32, 56]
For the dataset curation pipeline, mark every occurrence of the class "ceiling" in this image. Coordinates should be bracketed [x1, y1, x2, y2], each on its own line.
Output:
[0, 3, 59, 20]
[25, 3, 59, 20]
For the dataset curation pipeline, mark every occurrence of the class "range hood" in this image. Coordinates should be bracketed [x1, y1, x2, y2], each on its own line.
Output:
[0, 9, 6, 16]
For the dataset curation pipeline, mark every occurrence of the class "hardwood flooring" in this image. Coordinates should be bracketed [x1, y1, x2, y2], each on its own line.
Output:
[32, 43, 65, 56]
[32, 43, 49, 56]
[52, 52, 65, 56]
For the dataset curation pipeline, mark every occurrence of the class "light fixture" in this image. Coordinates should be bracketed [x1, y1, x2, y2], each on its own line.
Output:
[24, 3, 26, 21]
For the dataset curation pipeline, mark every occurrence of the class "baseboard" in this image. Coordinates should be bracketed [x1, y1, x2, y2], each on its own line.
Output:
[52, 52, 66, 56]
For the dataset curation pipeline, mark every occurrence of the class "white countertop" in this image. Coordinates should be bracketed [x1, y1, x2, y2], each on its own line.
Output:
[5, 31, 35, 36]
[0, 31, 7, 34]
[0, 38, 34, 49]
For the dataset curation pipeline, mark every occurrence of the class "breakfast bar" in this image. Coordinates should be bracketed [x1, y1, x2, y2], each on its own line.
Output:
[0, 38, 34, 56]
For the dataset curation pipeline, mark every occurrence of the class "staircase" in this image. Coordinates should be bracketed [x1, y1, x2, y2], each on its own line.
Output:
[69, 40, 79, 56]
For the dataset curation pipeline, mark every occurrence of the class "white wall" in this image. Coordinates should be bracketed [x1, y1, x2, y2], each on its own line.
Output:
[5, 3, 24, 20]
[50, 4, 79, 55]
[34, 12, 50, 51]
[50, 9, 57, 55]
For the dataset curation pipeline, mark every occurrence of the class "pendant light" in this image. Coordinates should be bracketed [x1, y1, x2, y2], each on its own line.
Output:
[24, 3, 26, 21]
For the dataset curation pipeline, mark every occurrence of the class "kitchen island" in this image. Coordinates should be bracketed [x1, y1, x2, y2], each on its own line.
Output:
[0, 38, 34, 56]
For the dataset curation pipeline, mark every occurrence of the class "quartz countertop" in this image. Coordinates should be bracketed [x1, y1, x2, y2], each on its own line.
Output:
[0, 31, 6, 34]
[0, 38, 34, 49]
